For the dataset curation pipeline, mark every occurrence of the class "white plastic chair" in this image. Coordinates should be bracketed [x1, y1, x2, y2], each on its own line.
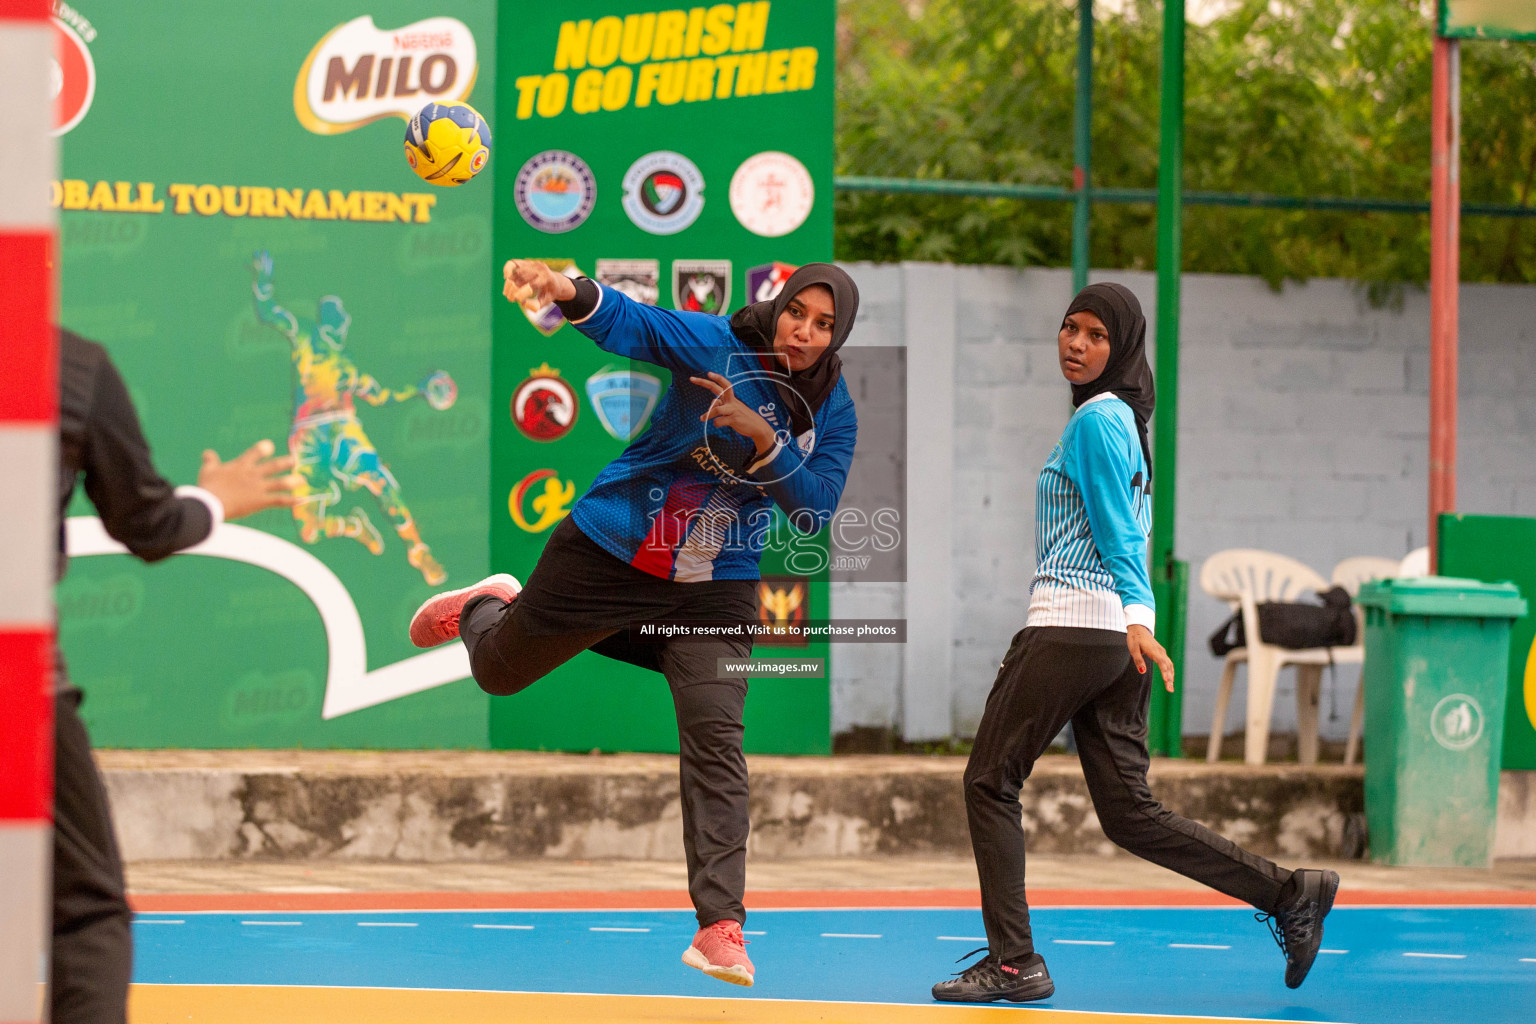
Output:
[1332, 557, 1402, 766]
[1201, 550, 1333, 765]
[1399, 546, 1431, 577]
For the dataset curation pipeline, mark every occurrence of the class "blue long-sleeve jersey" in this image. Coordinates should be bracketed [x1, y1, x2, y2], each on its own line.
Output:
[567, 284, 858, 582]
[1028, 393, 1155, 632]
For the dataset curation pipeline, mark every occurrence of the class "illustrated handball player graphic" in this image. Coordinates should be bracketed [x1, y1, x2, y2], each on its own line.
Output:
[410, 257, 863, 989]
[252, 251, 456, 585]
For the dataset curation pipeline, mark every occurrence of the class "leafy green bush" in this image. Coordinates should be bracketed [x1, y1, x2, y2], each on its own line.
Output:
[835, 0, 1536, 287]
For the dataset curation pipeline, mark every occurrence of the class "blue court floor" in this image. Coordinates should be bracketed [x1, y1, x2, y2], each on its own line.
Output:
[130, 904, 1536, 1024]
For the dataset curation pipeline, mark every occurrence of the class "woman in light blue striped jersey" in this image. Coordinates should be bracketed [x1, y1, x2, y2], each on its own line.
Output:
[932, 283, 1338, 1005]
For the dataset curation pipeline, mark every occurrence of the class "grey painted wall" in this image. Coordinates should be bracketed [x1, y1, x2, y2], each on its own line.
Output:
[829, 262, 1536, 742]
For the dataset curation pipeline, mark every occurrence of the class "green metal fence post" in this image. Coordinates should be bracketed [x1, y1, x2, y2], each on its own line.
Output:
[1072, 0, 1094, 293]
[1149, 0, 1187, 757]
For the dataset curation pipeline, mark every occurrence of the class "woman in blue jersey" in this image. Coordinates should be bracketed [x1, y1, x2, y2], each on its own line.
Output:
[409, 258, 859, 989]
[932, 283, 1338, 1005]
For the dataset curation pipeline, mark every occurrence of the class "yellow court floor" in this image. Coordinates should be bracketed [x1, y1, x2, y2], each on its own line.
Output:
[129, 984, 1261, 1024]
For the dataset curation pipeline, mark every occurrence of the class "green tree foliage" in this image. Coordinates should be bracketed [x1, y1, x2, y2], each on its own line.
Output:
[835, 0, 1536, 286]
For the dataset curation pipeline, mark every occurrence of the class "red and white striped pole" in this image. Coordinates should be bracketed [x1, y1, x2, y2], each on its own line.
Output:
[0, 1, 59, 1021]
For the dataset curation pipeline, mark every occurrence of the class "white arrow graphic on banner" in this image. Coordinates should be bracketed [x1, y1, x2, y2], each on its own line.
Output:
[65, 517, 469, 718]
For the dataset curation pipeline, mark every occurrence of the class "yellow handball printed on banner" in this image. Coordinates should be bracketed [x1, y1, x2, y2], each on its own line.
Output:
[404, 101, 492, 187]
[1525, 634, 1536, 733]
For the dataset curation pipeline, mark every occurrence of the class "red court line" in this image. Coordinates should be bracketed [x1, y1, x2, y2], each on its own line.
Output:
[130, 887, 1536, 913]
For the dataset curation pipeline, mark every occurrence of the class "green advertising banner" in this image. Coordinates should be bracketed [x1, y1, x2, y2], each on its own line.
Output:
[1439, 514, 1536, 770]
[1439, 0, 1536, 41]
[490, 0, 836, 754]
[54, 1, 497, 748]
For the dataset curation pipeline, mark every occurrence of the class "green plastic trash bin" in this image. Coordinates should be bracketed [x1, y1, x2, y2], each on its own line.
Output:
[1356, 577, 1527, 867]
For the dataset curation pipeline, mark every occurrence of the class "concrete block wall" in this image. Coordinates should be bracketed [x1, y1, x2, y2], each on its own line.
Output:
[829, 263, 1536, 742]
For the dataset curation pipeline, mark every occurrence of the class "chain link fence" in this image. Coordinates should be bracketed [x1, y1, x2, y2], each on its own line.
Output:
[833, 0, 1536, 290]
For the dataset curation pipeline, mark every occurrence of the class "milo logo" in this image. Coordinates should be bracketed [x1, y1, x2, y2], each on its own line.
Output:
[222, 669, 317, 729]
[57, 572, 144, 631]
[295, 15, 478, 135]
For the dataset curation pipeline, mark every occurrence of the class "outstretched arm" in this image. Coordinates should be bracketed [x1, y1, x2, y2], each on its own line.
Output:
[251, 250, 299, 339]
[503, 259, 725, 375]
[73, 338, 299, 560]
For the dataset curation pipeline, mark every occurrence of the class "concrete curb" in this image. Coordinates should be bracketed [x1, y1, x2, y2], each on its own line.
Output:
[99, 752, 1376, 863]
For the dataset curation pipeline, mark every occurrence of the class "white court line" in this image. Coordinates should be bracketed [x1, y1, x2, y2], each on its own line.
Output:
[1403, 952, 1465, 959]
[937, 936, 988, 942]
[357, 922, 417, 927]
[822, 933, 882, 939]
[1522, 958, 1536, 963]
[1169, 943, 1230, 949]
[590, 927, 650, 933]
[134, 920, 185, 925]
[744, 931, 766, 936]
[241, 921, 302, 926]
[1054, 939, 1115, 946]
[472, 924, 534, 930]
[1319, 949, 1349, 954]
[139, 900, 1536, 915]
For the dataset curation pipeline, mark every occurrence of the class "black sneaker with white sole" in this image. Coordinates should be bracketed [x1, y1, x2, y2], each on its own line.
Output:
[1257, 868, 1340, 989]
[931, 948, 1054, 1003]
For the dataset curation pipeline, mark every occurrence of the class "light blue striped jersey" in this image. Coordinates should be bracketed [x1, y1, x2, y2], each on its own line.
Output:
[1028, 393, 1155, 633]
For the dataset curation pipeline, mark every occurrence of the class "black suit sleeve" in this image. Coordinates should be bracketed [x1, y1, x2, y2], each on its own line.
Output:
[77, 352, 214, 562]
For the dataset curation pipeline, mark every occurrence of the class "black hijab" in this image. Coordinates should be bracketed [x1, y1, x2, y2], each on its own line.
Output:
[729, 263, 859, 436]
[1064, 282, 1156, 476]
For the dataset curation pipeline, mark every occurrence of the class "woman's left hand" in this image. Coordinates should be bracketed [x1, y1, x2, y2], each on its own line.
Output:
[691, 372, 777, 456]
[1127, 624, 1175, 693]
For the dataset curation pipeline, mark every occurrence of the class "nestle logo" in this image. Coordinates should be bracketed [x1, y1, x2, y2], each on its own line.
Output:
[394, 32, 454, 50]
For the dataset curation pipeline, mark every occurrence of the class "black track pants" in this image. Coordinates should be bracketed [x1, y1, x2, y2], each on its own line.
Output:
[461, 599, 752, 928]
[51, 688, 133, 1024]
[965, 626, 1293, 960]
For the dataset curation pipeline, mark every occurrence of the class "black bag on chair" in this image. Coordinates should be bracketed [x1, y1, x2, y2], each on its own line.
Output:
[1208, 586, 1356, 656]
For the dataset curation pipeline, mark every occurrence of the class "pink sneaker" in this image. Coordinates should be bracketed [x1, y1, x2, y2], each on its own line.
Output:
[682, 919, 754, 987]
[408, 573, 521, 648]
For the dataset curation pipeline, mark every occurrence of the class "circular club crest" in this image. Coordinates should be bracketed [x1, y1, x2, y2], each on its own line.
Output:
[511, 368, 578, 441]
[621, 151, 705, 235]
[729, 151, 814, 238]
[514, 151, 596, 233]
[1430, 693, 1484, 752]
[52, 18, 96, 138]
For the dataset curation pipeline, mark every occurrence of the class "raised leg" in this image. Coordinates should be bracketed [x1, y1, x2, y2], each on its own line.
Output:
[342, 434, 445, 584]
[1076, 658, 1293, 913]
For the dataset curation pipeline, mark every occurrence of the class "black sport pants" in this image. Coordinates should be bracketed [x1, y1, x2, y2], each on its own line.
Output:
[461, 600, 752, 929]
[965, 626, 1293, 960]
[51, 687, 133, 1024]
